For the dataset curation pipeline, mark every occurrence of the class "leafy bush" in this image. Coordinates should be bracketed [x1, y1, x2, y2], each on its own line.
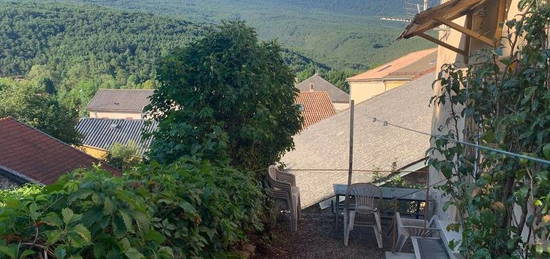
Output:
[107, 141, 142, 170]
[146, 20, 303, 172]
[0, 159, 265, 258]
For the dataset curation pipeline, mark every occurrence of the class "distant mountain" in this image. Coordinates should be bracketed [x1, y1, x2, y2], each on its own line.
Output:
[61, 0, 435, 70]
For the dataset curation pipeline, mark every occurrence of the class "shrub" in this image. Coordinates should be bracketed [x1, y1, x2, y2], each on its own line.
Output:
[0, 159, 265, 258]
[107, 141, 142, 170]
[146, 20, 303, 172]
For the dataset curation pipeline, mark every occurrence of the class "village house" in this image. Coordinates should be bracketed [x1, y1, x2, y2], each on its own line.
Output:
[295, 74, 350, 111]
[75, 118, 158, 159]
[284, 73, 434, 208]
[347, 48, 437, 104]
[0, 117, 119, 188]
[295, 91, 337, 128]
[87, 89, 154, 119]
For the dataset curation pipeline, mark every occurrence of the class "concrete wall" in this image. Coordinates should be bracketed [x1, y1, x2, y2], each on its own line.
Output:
[89, 111, 142, 120]
[349, 80, 409, 103]
[0, 175, 20, 190]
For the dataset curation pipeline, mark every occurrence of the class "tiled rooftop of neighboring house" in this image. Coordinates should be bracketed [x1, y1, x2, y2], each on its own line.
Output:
[76, 118, 158, 157]
[296, 91, 337, 128]
[347, 48, 437, 82]
[0, 117, 119, 185]
[296, 74, 350, 103]
[284, 73, 435, 207]
[87, 89, 154, 113]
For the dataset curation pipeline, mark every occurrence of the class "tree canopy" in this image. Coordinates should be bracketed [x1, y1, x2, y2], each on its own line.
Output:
[0, 78, 81, 144]
[146, 20, 303, 171]
[0, 2, 325, 114]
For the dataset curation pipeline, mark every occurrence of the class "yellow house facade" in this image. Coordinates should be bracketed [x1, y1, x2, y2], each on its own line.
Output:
[77, 145, 109, 160]
[87, 89, 154, 120]
[347, 48, 437, 103]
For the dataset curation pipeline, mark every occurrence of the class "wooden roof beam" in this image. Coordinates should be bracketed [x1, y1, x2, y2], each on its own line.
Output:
[494, 0, 507, 42]
[433, 17, 498, 47]
[417, 32, 467, 56]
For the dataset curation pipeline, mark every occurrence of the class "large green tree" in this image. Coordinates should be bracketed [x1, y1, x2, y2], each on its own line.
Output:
[0, 78, 81, 144]
[146, 20, 303, 171]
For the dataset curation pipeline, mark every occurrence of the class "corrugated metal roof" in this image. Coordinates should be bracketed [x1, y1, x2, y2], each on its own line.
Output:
[76, 118, 157, 156]
[296, 74, 350, 103]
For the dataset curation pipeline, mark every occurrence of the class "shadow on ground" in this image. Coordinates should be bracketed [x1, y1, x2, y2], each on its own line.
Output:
[255, 205, 414, 258]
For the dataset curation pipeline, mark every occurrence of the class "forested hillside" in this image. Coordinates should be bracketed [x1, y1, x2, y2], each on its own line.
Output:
[0, 1, 327, 114]
[62, 0, 435, 70]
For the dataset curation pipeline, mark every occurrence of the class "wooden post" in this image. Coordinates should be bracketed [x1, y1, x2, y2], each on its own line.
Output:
[344, 100, 355, 229]
[464, 12, 473, 65]
[346, 100, 355, 189]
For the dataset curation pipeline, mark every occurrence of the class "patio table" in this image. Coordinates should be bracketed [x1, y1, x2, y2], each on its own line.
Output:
[332, 184, 432, 226]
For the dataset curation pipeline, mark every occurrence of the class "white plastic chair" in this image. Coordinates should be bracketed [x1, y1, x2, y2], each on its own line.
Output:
[266, 165, 301, 231]
[343, 183, 383, 248]
[393, 212, 440, 252]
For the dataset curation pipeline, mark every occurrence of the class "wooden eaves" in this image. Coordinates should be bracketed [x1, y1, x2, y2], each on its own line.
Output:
[398, 0, 508, 57]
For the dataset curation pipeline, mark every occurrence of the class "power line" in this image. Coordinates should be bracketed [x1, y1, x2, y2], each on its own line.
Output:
[288, 168, 428, 173]
[367, 116, 550, 166]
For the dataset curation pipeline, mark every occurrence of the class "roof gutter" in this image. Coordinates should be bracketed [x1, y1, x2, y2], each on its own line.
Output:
[0, 166, 42, 186]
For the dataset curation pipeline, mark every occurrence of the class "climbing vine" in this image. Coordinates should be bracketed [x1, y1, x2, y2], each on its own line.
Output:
[428, 1, 550, 257]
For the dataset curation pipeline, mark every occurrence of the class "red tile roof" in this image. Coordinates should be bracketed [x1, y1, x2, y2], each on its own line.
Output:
[0, 117, 120, 185]
[347, 48, 437, 82]
[296, 91, 337, 128]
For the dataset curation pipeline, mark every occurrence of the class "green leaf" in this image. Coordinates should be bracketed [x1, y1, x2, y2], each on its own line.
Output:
[28, 203, 40, 220]
[157, 247, 174, 259]
[178, 201, 197, 214]
[19, 249, 35, 259]
[119, 211, 134, 234]
[145, 229, 165, 244]
[104, 198, 114, 215]
[54, 246, 67, 259]
[71, 224, 91, 243]
[46, 230, 64, 244]
[118, 238, 131, 251]
[124, 248, 145, 259]
[42, 212, 63, 227]
[543, 143, 550, 160]
[0, 245, 16, 259]
[68, 232, 88, 248]
[62, 208, 74, 225]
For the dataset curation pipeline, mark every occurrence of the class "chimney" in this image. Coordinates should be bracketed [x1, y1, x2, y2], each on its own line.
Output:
[309, 82, 314, 92]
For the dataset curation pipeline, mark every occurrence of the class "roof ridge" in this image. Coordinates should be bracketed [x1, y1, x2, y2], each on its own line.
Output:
[1, 117, 113, 168]
[0, 116, 14, 122]
[347, 48, 437, 81]
[354, 72, 435, 106]
[97, 88, 155, 91]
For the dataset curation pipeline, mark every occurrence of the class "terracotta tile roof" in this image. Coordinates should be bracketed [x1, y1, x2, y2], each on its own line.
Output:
[347, 48, 437, 82]
[295, 74, 350, 103]
[0, 117, 120, 185]
[87, 89, 154, 113]
[296, 91, 337, 128]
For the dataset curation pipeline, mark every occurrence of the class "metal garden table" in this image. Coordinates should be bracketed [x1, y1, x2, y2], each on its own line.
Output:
[332, 184, 432, 227]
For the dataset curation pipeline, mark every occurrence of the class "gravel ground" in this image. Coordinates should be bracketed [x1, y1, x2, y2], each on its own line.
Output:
[256, 206, 413, 259]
